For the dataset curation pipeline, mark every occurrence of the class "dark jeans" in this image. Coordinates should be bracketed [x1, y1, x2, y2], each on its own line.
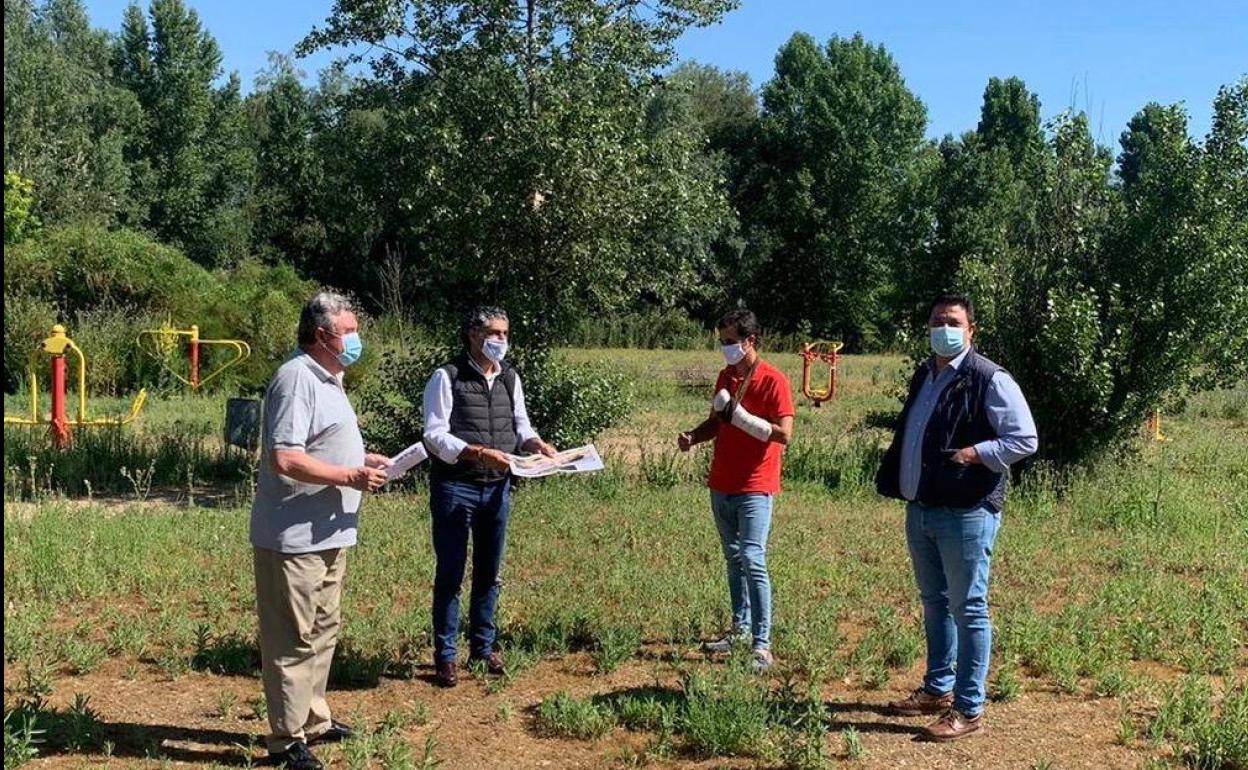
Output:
[430, 478, 511, 663]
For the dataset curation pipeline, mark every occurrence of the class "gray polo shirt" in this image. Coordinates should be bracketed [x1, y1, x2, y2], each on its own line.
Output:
[250, 351, 365, 553]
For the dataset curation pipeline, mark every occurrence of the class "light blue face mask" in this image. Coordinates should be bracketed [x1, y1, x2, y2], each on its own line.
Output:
[929, 325, 966, 358]
[331, 332, 364, 367]
[483, 337, 509, 363]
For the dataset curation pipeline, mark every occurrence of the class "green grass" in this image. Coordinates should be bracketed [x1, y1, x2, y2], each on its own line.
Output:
[4, 391, 255, 500]
[3, 351, 1246, 766]
[534, 691, 618, 740]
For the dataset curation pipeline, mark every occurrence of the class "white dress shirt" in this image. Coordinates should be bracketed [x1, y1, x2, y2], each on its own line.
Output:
[422, 356, 540, 464]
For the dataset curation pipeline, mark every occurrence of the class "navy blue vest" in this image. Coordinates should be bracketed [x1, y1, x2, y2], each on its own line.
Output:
[875, 349, 1008, 511]
[427, 354, 519, 485]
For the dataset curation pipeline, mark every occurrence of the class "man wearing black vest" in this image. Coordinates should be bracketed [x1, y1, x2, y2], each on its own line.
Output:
[876, 293, 1037, 741]
[422, 306, 556, 688]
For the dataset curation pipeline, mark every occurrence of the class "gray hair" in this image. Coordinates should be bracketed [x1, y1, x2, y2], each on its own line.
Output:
[461, 305, 508, 346]
[298, 292, 354, 346]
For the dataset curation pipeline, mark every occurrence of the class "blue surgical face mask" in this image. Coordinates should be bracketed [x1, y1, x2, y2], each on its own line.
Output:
[483, 337, 509, 364]
[721, 342, 746, 366]
[929, 325, 967, 358]
[325, 331, 363, 367]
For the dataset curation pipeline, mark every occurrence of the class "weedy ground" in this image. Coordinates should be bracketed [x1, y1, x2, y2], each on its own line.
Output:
[4, 350, 1245, 769]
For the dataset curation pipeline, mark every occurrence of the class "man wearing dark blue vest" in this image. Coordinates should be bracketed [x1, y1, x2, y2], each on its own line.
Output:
[876, 293, 1037, 741]
[422, 306, 556, 688]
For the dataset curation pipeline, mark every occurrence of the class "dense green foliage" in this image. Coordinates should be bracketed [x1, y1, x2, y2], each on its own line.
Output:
[3, 224, 313, 393]
[3, 0, 1244, 466]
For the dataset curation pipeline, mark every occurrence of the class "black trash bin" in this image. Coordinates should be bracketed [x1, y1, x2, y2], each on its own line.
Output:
[225, 397, 262, 451]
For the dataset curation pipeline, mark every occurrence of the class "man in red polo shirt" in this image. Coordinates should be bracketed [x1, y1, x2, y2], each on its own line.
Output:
[678, 309, 795, 672]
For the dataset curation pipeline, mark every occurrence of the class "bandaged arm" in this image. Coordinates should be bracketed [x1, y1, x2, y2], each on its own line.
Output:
[714, 389, 776, 443]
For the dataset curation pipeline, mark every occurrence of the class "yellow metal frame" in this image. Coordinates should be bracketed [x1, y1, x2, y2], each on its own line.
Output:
[136, 323, 252, 390]
[3, 325, 148, 427]
[1148, 409, 1170, 442]
[801, 340, 844, 403]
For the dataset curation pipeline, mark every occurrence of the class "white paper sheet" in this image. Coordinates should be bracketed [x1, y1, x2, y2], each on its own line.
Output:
[507, 444, 605, 479]
[384, 441, 429, 481]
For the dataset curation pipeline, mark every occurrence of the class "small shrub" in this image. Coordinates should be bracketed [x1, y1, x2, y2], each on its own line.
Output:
[1148, 676, 1247, 770]
[841, 726, 865, 760]
[2, 293, 57, 393]
[991, 658, 1023, 702]
[591, 626, 641, 675]
[3, 710, 42, 770]
[517, 349, 633, 449]
[61, 693, 101, 753]
[192, 625, 260, 676]
[638, 447, 685, 488]
[681, 669, 772, 758]
[535, 691, 617, 740]
[778, 685, 830, 770]
[61, 637, 106, 676]
[612, 695, 677, 733]
[1096, 667, 1135, 698]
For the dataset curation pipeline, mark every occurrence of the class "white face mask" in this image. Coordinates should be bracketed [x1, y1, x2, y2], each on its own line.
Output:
[721, 342, 747, 366]
[483, 337, 509, 363]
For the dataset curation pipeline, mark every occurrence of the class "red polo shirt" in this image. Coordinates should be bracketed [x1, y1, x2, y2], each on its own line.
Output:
[708, 359, 795, 495]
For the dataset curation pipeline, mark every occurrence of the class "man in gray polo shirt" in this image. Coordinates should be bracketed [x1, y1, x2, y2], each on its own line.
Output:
[250, 292, 389, 770]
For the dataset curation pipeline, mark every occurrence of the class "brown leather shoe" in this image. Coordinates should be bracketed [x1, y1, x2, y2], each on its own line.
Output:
[888, 687, 955, 716]
[469, 651, 506, 676]
[920, 708, 982, 741]
[435, 660, 458, 688]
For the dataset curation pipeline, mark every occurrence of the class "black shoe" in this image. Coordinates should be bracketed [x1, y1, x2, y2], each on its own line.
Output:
[308, 720, 354, 745]
[269, 741, 324, 770]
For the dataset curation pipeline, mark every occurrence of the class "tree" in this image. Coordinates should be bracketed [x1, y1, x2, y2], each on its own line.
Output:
[642, 62, 756, 321]
[4, 0, 142, 225]
[977, 76, 1045, 171]
[1195, 78, 1248, 389]
[741, 33, 930, 348]
[4, 171, 38, 243]
[246, 53, 326, 265]
[111, 0, 253, 266]
[945, 81, 1247, 467]
[298, 0, 737, 337]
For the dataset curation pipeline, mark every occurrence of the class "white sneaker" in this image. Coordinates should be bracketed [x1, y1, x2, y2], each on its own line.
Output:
[750, 648, 775, 673]
[702, 630, 750, 654]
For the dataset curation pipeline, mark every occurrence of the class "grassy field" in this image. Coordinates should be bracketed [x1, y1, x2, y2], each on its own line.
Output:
[4, 349, 1246, 770]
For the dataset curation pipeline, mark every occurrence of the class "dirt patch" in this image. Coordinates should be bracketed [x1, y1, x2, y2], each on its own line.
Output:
[6, 652, 1164, 769]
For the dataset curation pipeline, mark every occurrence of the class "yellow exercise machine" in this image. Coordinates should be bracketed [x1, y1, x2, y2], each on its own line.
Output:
[801, 340, 843, 406]
[136, 322, 251, 390]
[4, 324, 147, 447]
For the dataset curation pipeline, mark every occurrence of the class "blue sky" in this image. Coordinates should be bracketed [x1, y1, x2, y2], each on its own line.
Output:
[84, 0, 1245, 144]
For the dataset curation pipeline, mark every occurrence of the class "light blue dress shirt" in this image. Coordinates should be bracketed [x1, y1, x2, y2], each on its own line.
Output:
[899, 348, 1039, 502]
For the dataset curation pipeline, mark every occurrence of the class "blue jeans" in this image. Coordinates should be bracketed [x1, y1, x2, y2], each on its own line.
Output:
[905, 501, 1000, 716]
[430, 479, 511, 663]
[710, 492, 773, 650]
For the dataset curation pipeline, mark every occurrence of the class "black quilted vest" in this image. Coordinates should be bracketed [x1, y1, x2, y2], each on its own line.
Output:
[876, 349, 1008, 511]
[427, 354, 519, 484]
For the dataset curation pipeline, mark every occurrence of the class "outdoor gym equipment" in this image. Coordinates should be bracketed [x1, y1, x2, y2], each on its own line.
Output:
[1148, 409, 1169, 442]
[4, 324, 148, 448]
[801, 340, 843, 406]
[137, 323, 251, 390]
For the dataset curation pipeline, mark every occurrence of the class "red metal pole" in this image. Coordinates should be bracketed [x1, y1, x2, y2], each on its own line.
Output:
[190, 337, 201, 390]
[50, 354, 72, 448]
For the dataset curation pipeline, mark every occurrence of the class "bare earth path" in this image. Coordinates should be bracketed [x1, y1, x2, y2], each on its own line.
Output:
[7, 651, 1162, 769]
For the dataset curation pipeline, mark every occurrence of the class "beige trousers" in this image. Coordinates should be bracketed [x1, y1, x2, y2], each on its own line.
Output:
[253, 546, 347, 753]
